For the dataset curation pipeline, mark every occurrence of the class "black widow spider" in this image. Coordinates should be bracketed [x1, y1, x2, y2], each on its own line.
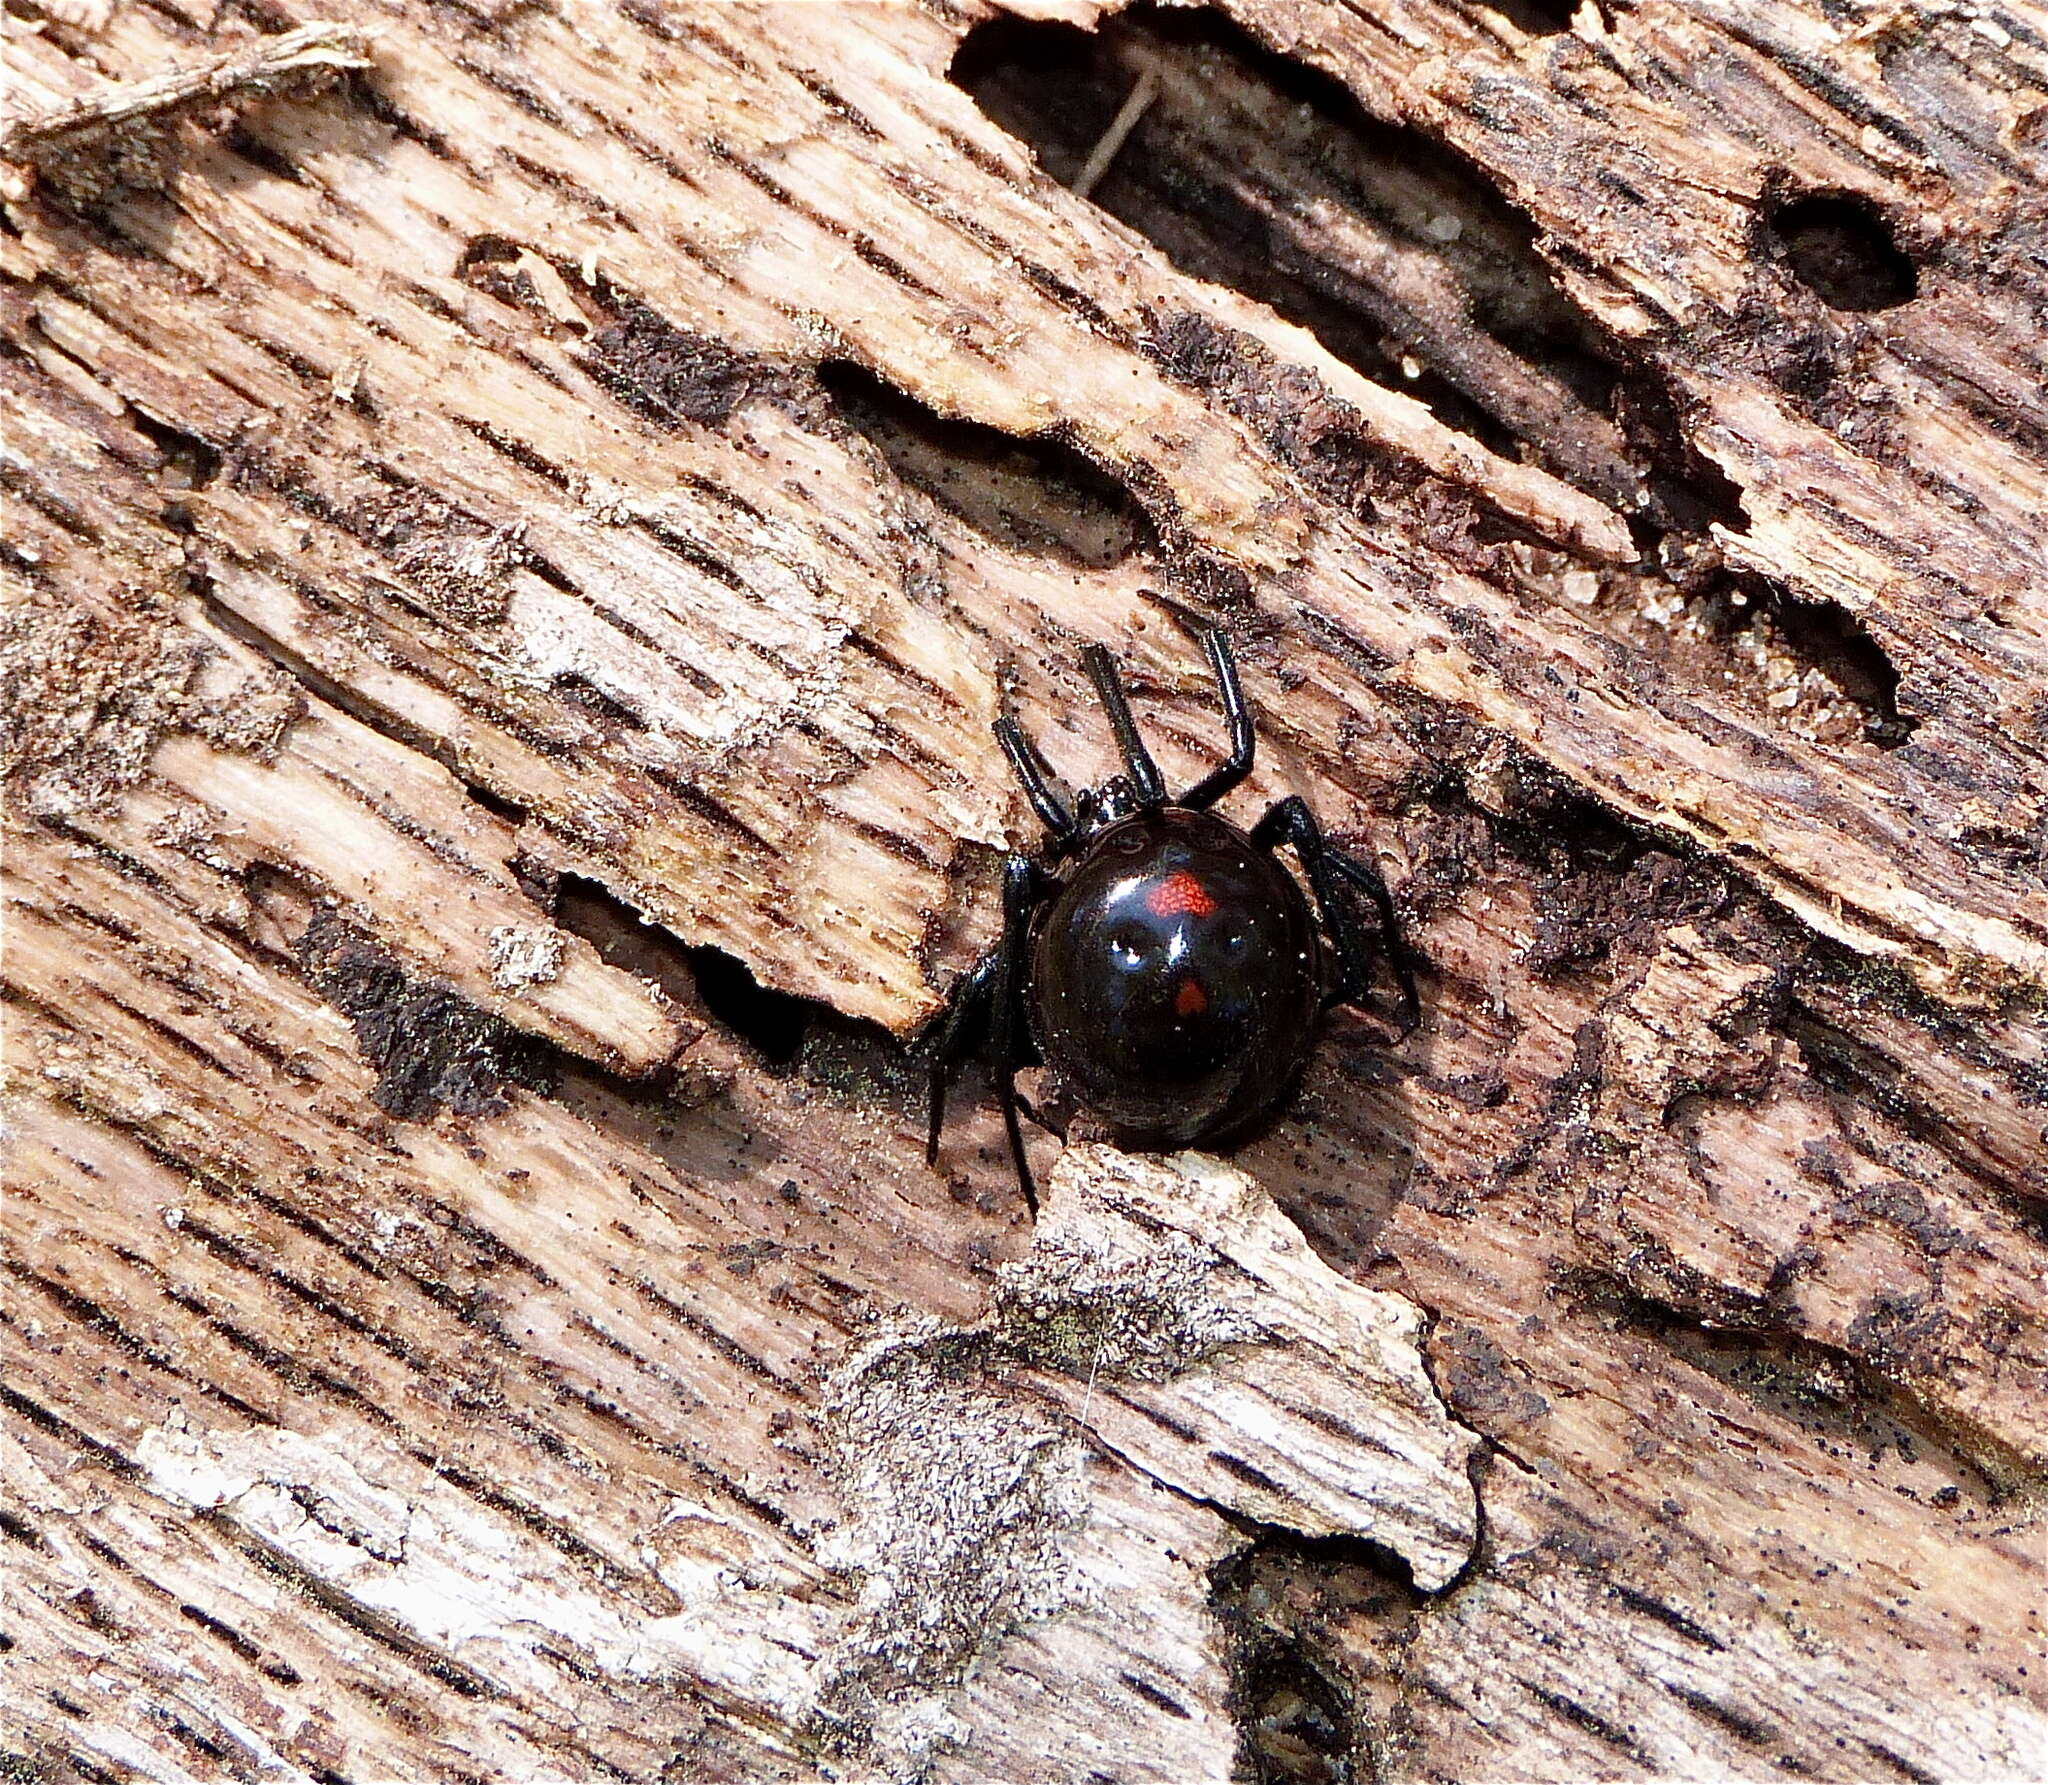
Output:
[921, 629, 1418, 1211]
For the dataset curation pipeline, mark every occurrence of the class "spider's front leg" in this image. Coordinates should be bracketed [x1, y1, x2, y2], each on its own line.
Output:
[917, 853, 1050, 1212]
[1252, 796, 1421, 1034]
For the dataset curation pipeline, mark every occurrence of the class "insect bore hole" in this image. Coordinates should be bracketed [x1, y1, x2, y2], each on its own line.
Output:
[1768, 192, 1919, 312]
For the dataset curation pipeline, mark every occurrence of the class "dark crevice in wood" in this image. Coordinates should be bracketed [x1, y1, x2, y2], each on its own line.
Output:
[1715, 14, 1934, 160]
[554, 873, 817, 1067]
[0, 1508, 49, 1549]
[450, 53, 568, 129]
[104, 992, 256, 1084]
[0, 458, 103, 544]
[157, 1277, 398, 1420]
[1858, 1736, 1945, 1785]
[1796, 936, 2048, 1093]
[467, 779, 531, 826]
[1211, 1530, 1416, 1784]
[1520, 1680, 1654, 1766]
[1764, 190, 1922, 312]
[179, 1601, 304, 1685]
[500, 149, 633, 231]
[123, 404, 223, 505]
[425, 1459, 673, 1610]
[349, 76, 459, 161]
[161, 1716, 240, 1768]
[0, 1383, 137, 1482]
[1560, 1267, 2037, 1497]
[172, 1213, 433, 1379]
[1665, 1680, 1781, 1749]
[1612, 372, 1748, 542]
[950, 4, 1630, 500]
[686, 943, 814, 1064]
[193, 574, 554, 814]
[1607, 1580, 1726, 1652]
[631, 515, 747, 591]
[789, 67, 883, 141]
[448, 413, 574, 488]
[1485, 0, 1580, 35]
[0, 535, 51, 580]
[219, 119, 306, 186]
[199, 1508, 504, 1703]
[627, 1276, 800, 1396]
[549, 670, 647, 731]
[818, 359, 1156, 568]
[1, 1258, 278, 1431]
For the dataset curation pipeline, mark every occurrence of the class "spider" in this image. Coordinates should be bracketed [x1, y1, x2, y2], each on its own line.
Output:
[921, 629, 1418, 1210]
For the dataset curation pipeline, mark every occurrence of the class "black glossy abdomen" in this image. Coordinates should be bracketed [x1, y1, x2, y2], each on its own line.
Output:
[1028, 808, 1322, 1147]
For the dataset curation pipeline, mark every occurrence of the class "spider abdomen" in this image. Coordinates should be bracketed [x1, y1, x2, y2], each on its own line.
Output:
[1028, 808, 1322, 1147]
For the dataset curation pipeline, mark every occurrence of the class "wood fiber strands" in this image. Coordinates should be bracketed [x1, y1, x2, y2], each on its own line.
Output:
[2, 2, 2044, 1781]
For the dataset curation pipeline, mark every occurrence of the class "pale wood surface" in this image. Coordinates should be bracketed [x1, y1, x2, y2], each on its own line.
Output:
[2, 0, 2044, 1780]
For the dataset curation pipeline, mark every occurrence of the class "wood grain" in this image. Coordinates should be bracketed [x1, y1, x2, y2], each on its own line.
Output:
[3, 0, 2043, 1778]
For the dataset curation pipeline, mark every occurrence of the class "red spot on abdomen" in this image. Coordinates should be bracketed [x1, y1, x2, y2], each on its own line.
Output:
[1175, 977, 1208, 1017]
[1147, 870, 1218, 919]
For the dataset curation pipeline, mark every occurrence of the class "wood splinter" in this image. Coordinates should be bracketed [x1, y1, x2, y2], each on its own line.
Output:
[1069, 67, 1158, 201]
[0, 20, 371, 176]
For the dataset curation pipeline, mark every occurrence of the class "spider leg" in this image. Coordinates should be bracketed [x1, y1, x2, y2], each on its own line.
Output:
[1179, 629, 1256, 811]
[919, 950, 998, 1168]
[1325, 847, 1422, 1036]
[1081, 643, 1167, 808]
[986, 855, 1047, 1213]
[918, 854, 1047, 1214]
[995, 715, 1077, 848]
[1252, 795, 1419, 1034]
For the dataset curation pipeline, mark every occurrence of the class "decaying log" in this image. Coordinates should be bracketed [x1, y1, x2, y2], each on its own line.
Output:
[2, 0, 2043, 1780]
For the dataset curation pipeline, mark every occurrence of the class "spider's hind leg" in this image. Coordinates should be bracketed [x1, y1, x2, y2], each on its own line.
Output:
[995, 715, 1076, 849]
[1179, 629, 1256, 811]
[1081, 643, 1167, 808]
[918, 950, 998, 1169]
[917, 853, 1048, 1213]
[1325, 844, 1421, 1035]
[1253, 795, 1420, 1034]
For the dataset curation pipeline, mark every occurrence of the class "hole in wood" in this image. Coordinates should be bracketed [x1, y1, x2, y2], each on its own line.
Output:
[220, 118, 306, 185]
[686, 944, 813, 1067]
[1767, 192, 1919, 312]
[555, 875, 817, 1067]
[465, 779, 530, 827]
[819, 359, 1156, 567]
[125, 404, 222, 529]
[1213, 1536, 1407, 1781]
[1529, 558, 1917, 751]
[950, 5, 1622, 482]
[1750, 579, 1916, 747]
[1486, 0, 1582, 34]
[1668, 573, 1917, 750]
[1612, 375, 1748, 542]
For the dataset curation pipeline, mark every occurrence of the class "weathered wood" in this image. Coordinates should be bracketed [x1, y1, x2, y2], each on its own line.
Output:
[2, 0, 2044, 1780]
[0, 19, 370, 181]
